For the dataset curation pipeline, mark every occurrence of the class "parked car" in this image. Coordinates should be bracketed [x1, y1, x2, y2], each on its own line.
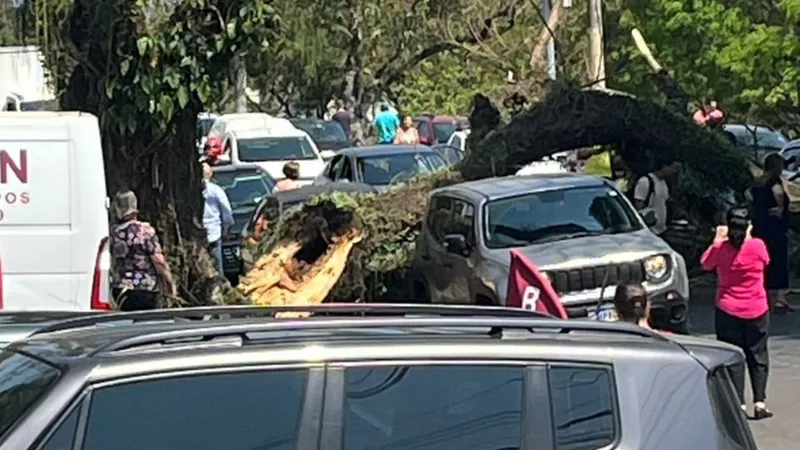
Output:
[211, 164, 275, 284]
[723, 124, 787, 162]
[779, 139, 800, 180]
[0, 111, 110, 310]
[415, 115, 461, 145]
[431, 144, 464, 166]
[445, 129, 469, 153]
[412, 173, 691, 333]
[0, 304, 755, 450]
[290, 118, 350, 159]
[314, 145, 448, 190]
[204, 112, 277, 159]
[220, 120, 326, 186]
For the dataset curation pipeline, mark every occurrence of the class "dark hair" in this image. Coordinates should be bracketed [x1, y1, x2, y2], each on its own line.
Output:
[763, 152, 784, 173]
[654, 156, 677, 171]
[283, 161, 300, 180]
[726, 207, 749, 248]
[380, 104, 390, 111]
[613, 283, 649, 323]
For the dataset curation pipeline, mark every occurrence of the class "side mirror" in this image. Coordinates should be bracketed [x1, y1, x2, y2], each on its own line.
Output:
[443, 234, 470, 256]
[642, 210, 657, 227]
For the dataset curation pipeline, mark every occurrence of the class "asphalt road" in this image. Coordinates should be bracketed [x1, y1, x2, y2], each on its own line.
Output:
[689, 280, 800, 450]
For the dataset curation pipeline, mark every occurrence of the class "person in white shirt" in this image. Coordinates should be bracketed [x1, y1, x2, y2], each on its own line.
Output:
[633, 157, 680, 235]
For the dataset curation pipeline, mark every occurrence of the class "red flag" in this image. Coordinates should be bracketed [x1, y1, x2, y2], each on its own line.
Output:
[506, 249, 568, 319]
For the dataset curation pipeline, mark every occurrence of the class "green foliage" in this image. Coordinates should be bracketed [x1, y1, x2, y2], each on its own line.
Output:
[394, 52, 506, 116]
[606, 0, 800, 130]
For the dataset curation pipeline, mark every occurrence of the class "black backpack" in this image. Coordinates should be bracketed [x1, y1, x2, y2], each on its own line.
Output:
[626, 174, 655, 209]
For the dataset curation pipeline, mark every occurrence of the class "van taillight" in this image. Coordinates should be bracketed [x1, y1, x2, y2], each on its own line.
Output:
[91, 238, 112, 310]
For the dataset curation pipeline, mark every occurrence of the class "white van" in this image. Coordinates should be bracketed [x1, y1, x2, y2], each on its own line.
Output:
[0, 112, 110, 310]
[223, 122, 326, 185]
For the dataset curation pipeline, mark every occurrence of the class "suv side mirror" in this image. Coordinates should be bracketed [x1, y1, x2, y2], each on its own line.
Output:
[642, 210, 657, 227]
[443, 234, 470, 256]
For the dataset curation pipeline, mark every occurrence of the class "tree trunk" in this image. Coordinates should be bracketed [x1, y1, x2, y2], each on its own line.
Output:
[232, 55, 248, 113]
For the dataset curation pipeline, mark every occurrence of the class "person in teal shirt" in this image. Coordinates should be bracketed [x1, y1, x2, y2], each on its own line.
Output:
[373, 104, 400, 144]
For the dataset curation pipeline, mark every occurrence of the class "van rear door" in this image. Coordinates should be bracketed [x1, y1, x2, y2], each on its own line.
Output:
[0, 116, 74, 309]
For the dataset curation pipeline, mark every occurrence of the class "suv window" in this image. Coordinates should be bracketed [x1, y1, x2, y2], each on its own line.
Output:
[451, 199, 475, 245]
[0, 351, 61, 439]
[83, 369, 309, 450]
[427, 196, 453, 242]
[40, 405, 80, 450]
[550, 365, 616, 450]
[213, 169, 275, 209]
[340, 157, 354, 181]
[344, 365, 524, 450]
[708, 366, 756, 449]
[484, 186, 643, 248]
[238, 136, 317, 161]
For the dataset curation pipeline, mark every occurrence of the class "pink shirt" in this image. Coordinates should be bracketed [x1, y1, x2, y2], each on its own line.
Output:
[700, 238, 769, 319]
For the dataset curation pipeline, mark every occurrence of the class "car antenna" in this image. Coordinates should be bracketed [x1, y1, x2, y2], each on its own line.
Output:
[596, 267, 612, 319]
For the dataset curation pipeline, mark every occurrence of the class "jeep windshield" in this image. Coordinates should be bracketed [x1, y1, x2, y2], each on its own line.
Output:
[484, 185, 643, 248]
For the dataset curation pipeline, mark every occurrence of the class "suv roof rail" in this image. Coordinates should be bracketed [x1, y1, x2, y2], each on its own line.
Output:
[98, 316, 668, 354]
[29, 304, 548, 336]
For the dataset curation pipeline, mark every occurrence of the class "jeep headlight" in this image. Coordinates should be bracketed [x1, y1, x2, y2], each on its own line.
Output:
[644, 254, 670, 283]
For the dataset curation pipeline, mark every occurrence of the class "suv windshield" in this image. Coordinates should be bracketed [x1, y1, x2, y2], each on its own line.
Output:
[238, 137, 317, 162]
[213, 169, 275, 209]
[0, 351, 61, 439]
[484, 185, 642, 248]
[293, 121, 348, 143]
[358, 152, 445, 185]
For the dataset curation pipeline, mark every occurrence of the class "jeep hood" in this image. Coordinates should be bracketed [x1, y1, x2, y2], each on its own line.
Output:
[486, 229, 673, 270]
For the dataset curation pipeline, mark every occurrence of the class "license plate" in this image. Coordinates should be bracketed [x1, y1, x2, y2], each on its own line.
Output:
[587, 304, 617, 322]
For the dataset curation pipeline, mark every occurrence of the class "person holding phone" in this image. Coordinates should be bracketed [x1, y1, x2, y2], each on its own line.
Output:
[701, 207, 772, 419]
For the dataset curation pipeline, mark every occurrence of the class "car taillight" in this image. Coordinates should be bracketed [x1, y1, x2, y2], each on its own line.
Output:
[91, 238, 112, 310]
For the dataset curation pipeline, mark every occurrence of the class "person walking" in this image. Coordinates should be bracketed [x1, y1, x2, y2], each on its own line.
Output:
[373, 103, 400, 144]
[632, 156, 680, 235]
[274, 161, 301, 192]
[202, 162, 234, 275]
[747, 152, 792, 313]
[394, 114, 420, 144]
[332, 100, 353, 138]
[701, 207, 772, 419]
[109, 190, 176, 310]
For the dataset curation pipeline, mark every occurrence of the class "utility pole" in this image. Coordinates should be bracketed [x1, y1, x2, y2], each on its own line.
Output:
[587, 0, 606, 88]
[543, 0, 556, 80]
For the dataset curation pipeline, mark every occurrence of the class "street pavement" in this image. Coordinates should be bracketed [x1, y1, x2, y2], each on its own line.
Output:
[689, 278, 800, 450]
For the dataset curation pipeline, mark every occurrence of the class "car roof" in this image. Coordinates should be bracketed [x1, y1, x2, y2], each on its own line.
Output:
[211, 163, 270, 174]
[266, 182, 376, 203]
[0, 311, 103, 345]
[723, 123, 779, 134]
[435, 173, 607, 201]
[5, 305, 741, 382]
[338, 145, 435, 157]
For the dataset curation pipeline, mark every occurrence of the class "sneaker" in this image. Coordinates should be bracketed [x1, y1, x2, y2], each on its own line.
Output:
[753, 406, 773, 420]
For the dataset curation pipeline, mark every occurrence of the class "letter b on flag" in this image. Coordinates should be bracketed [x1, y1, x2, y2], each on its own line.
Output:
[521, 285, 540, 310]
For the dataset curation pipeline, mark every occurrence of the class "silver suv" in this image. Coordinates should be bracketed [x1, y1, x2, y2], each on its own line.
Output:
[412, 174, 690, 332]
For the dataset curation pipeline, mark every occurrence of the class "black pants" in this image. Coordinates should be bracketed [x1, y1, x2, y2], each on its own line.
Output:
[112, 288, 159, 311]
[715, 309, 770, 403]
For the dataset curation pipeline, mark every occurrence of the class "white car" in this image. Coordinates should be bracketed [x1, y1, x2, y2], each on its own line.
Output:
[205, 113, 277, 156]
[222, 124, 326, 186]
[446, 130, 469, 152]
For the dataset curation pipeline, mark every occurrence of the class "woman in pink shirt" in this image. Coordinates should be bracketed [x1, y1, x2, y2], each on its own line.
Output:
[701, 207, 772, 419]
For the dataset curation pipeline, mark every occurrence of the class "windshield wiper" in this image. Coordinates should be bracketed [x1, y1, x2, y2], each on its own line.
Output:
[528, 230, 604, 244]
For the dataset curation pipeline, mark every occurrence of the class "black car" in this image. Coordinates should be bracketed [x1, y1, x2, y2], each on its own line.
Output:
[290, 118, 351, 152]
[211, 164, 276, 283]
[314, 145, 448, 190]
[0, 304, 756, 450]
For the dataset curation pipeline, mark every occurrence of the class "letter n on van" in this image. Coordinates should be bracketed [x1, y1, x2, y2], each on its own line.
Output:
[0, 150, 27, 183]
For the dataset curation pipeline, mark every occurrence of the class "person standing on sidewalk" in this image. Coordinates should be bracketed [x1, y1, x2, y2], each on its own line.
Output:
[701, 207, 772, 420]
[202, 162, 234, 275]
[109, 191, 177, 310]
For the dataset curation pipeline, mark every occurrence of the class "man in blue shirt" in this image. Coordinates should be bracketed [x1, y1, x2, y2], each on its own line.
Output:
[373, 103, 400, 144]
[202, 163, 234, 276]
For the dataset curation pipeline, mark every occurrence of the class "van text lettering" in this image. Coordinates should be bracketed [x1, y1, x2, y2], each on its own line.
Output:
[0, 150, 28, 184]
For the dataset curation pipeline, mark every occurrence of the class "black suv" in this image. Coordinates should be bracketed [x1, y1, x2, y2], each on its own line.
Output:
[0, 305, 755, 450]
